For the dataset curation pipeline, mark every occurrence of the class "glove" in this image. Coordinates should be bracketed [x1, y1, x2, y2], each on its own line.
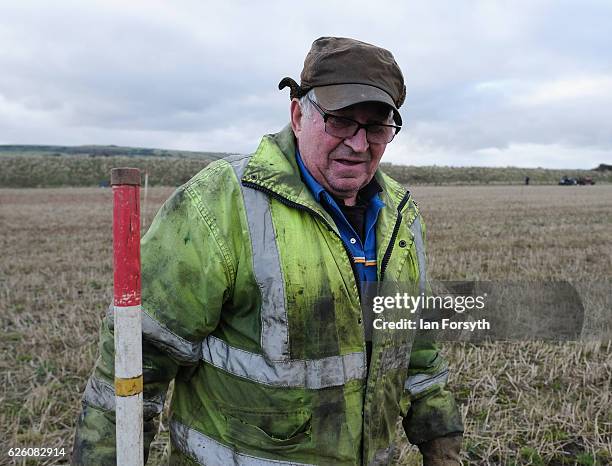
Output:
[418, 434, 463, 466]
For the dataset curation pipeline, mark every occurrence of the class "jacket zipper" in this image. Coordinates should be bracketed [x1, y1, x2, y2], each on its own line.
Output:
[379, 191, 411, 281]
[362, 190, 411, 461]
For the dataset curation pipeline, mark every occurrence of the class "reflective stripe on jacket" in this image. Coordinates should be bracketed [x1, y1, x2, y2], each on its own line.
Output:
[72, 124, 463, 466]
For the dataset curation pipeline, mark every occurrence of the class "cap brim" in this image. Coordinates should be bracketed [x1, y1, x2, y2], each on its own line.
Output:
[313, 84, 402, 126]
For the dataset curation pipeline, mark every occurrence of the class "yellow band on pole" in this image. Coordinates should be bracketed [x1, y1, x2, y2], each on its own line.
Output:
[115, 375, 143, 397]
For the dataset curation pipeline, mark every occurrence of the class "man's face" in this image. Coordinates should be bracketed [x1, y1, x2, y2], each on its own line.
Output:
[291, 98, 392, 205]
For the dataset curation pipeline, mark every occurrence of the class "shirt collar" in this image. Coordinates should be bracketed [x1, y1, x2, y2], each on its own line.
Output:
[295, 149, 382, 206]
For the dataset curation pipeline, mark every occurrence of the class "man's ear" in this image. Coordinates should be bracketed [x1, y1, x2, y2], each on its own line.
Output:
[290, 99, 303, 136]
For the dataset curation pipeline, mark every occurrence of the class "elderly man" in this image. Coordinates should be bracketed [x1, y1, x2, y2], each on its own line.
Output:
[73, 37, 463, 465]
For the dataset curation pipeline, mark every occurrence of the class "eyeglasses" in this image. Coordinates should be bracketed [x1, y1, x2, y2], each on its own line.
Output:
[308, 97, 401, 144]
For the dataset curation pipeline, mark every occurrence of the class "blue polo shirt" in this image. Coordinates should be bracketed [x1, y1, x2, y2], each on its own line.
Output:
[296, 150, 385, 284]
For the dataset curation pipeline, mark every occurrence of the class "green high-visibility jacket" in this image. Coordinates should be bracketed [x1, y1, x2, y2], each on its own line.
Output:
[72, 125, 463, 465]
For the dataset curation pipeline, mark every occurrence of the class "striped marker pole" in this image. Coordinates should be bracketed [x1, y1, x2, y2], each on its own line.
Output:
[111, 168, 144, 466]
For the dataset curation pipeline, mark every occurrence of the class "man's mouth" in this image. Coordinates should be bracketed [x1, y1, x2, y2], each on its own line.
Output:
[333, 158, 366, 166]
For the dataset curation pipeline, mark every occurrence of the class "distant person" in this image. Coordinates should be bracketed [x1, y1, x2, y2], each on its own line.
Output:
[525, 176, 530, 185]
[72, 37, 463, 465]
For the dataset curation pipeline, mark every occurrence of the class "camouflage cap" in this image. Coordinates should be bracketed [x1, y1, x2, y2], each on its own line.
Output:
[279, 36, 406, 125]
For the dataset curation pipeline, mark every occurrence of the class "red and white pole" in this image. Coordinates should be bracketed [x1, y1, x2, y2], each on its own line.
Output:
[111, 168, 143, 466]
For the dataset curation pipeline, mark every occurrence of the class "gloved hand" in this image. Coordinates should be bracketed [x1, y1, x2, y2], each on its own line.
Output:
[418, 434, 463, 466]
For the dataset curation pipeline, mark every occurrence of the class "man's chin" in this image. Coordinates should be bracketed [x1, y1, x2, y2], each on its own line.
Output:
[328, 179, 365, 198]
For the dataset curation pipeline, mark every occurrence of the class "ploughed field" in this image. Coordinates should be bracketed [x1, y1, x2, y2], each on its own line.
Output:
[1, 185, 610, 465]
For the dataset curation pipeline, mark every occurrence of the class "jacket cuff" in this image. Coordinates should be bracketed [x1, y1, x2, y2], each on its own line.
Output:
[402, 387, 464, 445]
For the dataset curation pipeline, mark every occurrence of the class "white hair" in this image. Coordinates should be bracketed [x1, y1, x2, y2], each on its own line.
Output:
[298, 89, 317, 119]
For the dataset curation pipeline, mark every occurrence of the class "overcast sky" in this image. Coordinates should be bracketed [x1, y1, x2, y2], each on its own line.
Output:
[1, 1, 611, 168]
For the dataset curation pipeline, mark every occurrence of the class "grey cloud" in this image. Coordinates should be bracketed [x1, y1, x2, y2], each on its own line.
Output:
[0, 0, 611, 166]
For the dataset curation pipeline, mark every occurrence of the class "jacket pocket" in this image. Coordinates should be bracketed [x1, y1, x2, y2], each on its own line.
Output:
[221, 405, 312, 449]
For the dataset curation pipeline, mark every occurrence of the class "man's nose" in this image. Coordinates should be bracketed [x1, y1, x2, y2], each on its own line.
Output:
[344, 127, 369, 153]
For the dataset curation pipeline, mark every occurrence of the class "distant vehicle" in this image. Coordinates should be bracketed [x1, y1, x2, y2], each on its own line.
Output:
[577, 176, 595, 185]
[559, 176, 596, 186]
[559, 176, 578, 185]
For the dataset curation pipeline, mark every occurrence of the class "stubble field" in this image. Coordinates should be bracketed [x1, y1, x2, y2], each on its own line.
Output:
[1, 184, 610, 465]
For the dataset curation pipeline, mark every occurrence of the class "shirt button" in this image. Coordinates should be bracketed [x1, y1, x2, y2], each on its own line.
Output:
[350, 238, 357, 244]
